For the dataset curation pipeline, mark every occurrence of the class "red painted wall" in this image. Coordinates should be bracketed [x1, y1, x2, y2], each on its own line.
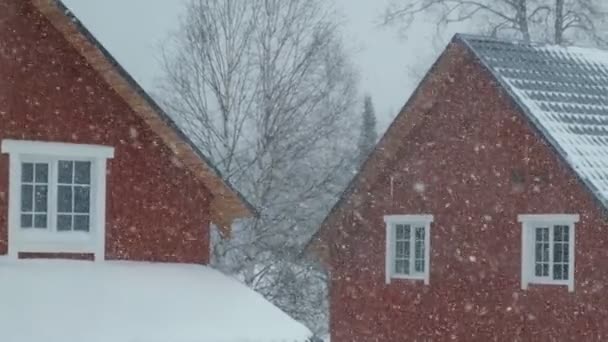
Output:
[0, 1, 211, 264]
[328, 41, 608, 341]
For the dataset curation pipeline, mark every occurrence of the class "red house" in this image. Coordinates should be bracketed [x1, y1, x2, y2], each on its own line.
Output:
[0, 0, 254, 262]
[311, 34, 608, 341]
[0, 1, 313, 341]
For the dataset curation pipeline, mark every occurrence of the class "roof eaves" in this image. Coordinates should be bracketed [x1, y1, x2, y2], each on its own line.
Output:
[49, 0, 258, 218]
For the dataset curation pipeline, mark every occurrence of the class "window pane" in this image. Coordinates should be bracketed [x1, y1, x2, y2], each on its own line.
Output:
[557, 243, 568, 263]
[57, 215, 72, 231]
[396, 259, 410, 275]
[535, 243, 542, 262]
[34, 163, 48, 183]
[396, 241, 405, 258]
[554, 225, 569, 242]
[34, 214, 47, 229]
[395, 259, 406, 275]
[534, 226, 550, 279]
[21, 163, 33, 182]
[396, 224, 409, 239]
[554, 225, 562, 242]
[415, 226, 425, 239]
[58, 161, 73, 184]
[414, 226, 425, 273]
[562, 264, 569, 280]
[535, 227, 549, 242]
[402, 225, 411, 240]
[74, 186, 90, 213]
[554, 264, 565, 280]
[74, 161, 91, 185]
[536, 263, 549, 277]
[73, 215, 90, 232]
[415, 259, 424, 273]
[21, 214, 33, 228]
[415, 240, 424, 259]
[403, 258, 410, 275]
[57, 186, 73, 213]
[34, 185, 48, 212]
[21, 185, 33, 212]
[554, 243, 563, 262]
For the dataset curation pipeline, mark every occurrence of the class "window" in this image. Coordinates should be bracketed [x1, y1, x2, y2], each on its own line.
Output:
[56, 160, 92, 232]
[19, 160, 92, 232]
[20, 162, 49, 229]
[519, 214, 578, 292]
[2, 140, 114, 260]
[384, 215, 433, 284]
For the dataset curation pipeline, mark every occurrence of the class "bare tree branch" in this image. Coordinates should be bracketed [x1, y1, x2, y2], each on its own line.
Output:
[383, 0, 608, 45]
[157, 0, 359, 335]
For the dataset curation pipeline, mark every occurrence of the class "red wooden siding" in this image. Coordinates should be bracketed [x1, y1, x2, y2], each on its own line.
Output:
[0, 1, 211, 264]
[329, 41, 608, 341]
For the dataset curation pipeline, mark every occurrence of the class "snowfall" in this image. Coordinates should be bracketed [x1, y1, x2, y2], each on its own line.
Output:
[0, 258, 312, 342]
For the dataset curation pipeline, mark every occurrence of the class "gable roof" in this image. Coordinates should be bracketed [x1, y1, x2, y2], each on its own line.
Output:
[30, 0, 256, 232]
[305, 35, 464, 259]
[459, 34, 608, 208]
[309, 33, 608, 257]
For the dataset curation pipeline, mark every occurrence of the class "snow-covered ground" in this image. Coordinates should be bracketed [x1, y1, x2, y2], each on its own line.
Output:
[0, 258, 312, 342]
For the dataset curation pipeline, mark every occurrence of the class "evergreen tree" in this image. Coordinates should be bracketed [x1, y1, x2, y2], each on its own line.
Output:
[357, 95, 378, 165]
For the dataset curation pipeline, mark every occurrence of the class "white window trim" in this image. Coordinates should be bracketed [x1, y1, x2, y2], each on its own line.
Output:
[384, 214, 433, 285]
[518, 214, 579, 292]
[2, 140, 114, 261]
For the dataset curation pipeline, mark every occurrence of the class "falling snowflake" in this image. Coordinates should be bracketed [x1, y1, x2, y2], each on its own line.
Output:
[413, 182, 425, 193]
[129, 127, 139, 139]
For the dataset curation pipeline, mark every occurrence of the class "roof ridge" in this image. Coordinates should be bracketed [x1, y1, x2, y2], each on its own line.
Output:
[455, 33, 536, 46]
[456, 33, 608, 55]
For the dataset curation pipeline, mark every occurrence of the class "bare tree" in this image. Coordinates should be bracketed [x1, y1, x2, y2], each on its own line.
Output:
[159, 0, 359, 335]
[555, 0, 608, 46]
[160, 0, 257, 176]
[383, 0, 608, 45]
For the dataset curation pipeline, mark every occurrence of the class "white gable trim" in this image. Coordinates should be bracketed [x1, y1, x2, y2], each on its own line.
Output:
[2, 139, 114, 159]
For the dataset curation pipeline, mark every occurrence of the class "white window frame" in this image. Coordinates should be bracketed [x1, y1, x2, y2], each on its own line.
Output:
[384, 214, 433, 285]
[519, 214, 578, 292]
[2, 140, 114, 261]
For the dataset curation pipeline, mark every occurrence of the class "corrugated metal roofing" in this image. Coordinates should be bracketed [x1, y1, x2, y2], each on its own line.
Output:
[460, 34, 608, 206]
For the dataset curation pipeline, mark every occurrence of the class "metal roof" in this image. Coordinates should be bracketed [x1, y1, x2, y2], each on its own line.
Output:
[460, 34, 608, 207]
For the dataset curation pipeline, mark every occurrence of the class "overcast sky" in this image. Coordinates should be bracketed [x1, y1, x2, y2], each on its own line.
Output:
[62, 0, 464, 132]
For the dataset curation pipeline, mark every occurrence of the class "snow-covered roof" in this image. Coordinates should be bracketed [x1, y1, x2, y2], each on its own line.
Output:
[460, 34, 608, 207]
[0, 259, 312, 342]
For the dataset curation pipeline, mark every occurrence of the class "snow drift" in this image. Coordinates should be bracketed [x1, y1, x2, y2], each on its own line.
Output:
[0, 258, 312, 342]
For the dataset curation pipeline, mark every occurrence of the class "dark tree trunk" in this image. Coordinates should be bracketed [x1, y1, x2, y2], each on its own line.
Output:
[515, 0, 531, 42]
[555, 0, 565, 44]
